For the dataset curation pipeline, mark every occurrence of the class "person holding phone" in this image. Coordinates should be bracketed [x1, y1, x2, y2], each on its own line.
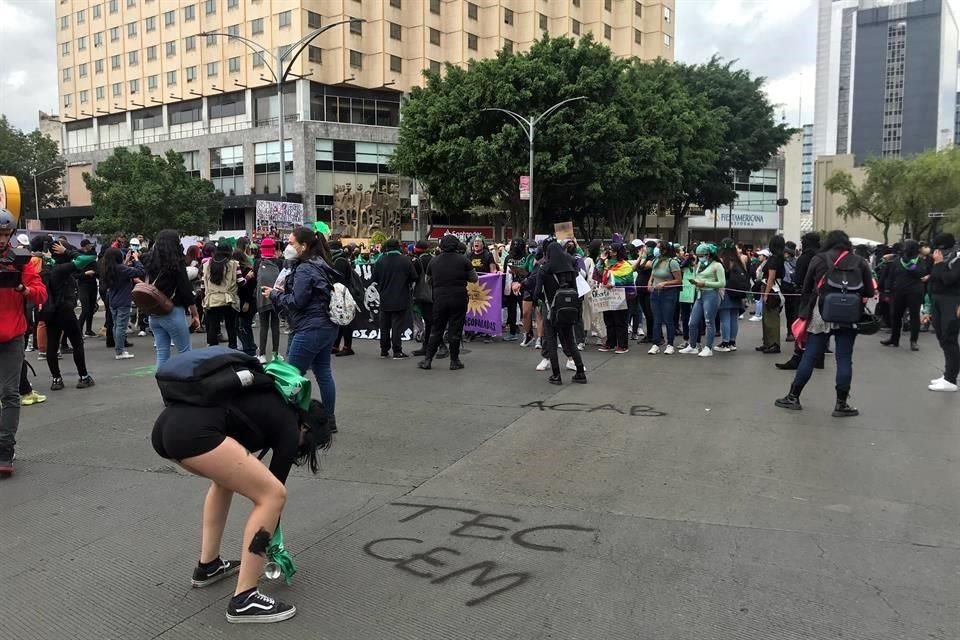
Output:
[101, 247, 144, 360]
[679, 243, 725, 357]
[145, 230, 199, 366]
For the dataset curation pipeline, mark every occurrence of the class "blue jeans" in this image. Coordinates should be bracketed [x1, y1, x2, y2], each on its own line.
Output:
[111, 305, 130, 355]
[650, 289, 678, 346]
[149, 306, 192, 367]
[719, 295, 742, 344]
[689, 290, 720, 349]
[795, 329, 855, 391]
[286, 325, 338, 418]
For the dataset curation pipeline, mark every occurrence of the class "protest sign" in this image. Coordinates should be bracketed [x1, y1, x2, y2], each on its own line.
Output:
[590, 287, 627, 313]
[464, 272, 503, 337]
[554, 221, 575, 241]
[256, 201, 304, 234]
[351, 262, 413, 341]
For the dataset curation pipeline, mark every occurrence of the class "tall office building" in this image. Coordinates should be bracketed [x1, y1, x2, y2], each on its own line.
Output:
[51, 0, 676, 232]
[813, 0, 958, 161]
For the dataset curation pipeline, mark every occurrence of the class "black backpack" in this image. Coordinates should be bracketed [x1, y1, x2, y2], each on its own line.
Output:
[725, 264, 750, 300]
[413, 254, 433, 304]
[156, 346, 273, 407]
[819, 251, 864, 324]
[546, 274, 580, 326]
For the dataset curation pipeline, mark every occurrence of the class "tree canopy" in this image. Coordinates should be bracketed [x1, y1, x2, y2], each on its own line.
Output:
[79, 146, 223, 239]
[392, 37, 791, 238]
[0, 116, 65, 218]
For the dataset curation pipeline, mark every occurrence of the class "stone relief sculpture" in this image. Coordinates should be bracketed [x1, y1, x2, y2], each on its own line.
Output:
[332, 179, 404, 237]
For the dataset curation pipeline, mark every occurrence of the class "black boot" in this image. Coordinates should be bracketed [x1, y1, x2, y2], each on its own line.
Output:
[548, 374, 563, 385]
[412, 348, 427, 357]
[572, 369, 588, 384]
[436, 344, 449, 359]
[417, 357, 433, 370]
[832, 387, 858, 418]
[449, 359, 464, 370]
[880, 339, 898, 347]
[776, 354, 801, 370]
[775, 384, 803, 411]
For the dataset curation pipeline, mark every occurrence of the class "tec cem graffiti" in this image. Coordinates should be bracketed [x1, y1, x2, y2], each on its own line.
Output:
[363, 502, 596, 606]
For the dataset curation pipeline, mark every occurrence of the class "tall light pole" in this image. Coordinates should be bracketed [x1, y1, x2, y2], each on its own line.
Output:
[481, 96, 586, 240]
[202, 17, 363, 201]
[32, 164, 64, 225]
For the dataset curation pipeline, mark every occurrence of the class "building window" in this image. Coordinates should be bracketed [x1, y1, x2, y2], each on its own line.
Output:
[64, 94, 71, 108]
[228, 56, 240, 73]
[253, 51, 265, 67]
[164, 10, 175, 27]
[207, 61, 218, 77]
[254, 141, 293, 195]
[182, 151, 201, 178]
[79, 62, 88, 77]
[127, 0, 135, 7]
[167, 70, 177, 86]
[77, 9, 85, 24]
[308, 45, 321, 63]
[112, 82, 121, 97]
[604, 24, 611, 39]
[62, 42, 70, 56]
[77, 36, 87, 50]
[111, 54, 121, 69]
[663, 33, 671, 47]
[390, 0, 401, 7]
[635, 1, 642, 17]
[664, 7, 671, 22]
[128, 50, 138, 65]
[468, 32, 478, 50]
[109, 0, 117, 13]
[61, 15, 69, 30]
[430, 0, 440, 14]
[251, 18, 263, 35]
[207, 34, 217, 46]
[93, 5, 101, 19]
[390, 55, 402, 72]
[468, 2, 478, 20]
[228, 0, 238, 9]
[605, 0, 612, 10]
[186, 66, 196, 82]
[170, 101, 202, 125]
[278, 10, 292, 28]
[147, 75, 158, 90]
[430, 59, 441, 74]
[63, 68, 71, 82]
[349, 49, 362, 68]
[94, 31, 103, 47]
[319, 94, 400, 127]
[96, 86, 105, 100]
[350, 18, 362, 35]
[147, 45, 156, 60]
[573, 0, 580, 7]
[110, 26, 119, 41]
[634, 28, 642, 45]
[504, 8, 513, 25]
[390, 22, 401, 40]
[80, 89, 89, 104]
[572, 19, 580, 35]
[129, 78, 139, 94]
[227, 24, 239, 37]
[429, 28, 440, 46]
[95, 59, 104, 73]
[184, 4, 195, 21]
[210, 145, 244, 195]
[166, 41, 176, 57]
[185, 35, 196, 51]
[539, 13, 548, 31]
[145, 16, 156, 32]
[127, 21, 136, 37]
[206, 0, 216, 15]
[307, 11, 321, 29]
[503, 39, 513, 54]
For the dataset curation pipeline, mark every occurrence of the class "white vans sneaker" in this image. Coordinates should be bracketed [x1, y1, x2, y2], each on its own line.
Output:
[663, 345, 675, 355]
[928, 379, 958, 392]
[114, 352, 135, 360]
[930, 376, 944, 385]
[697, 347, 713, 358]
[566, 359, 577, 371]
[647, 344, 660, 355]
[534, 338, 542, 350]
[679, 345, 699, 355]
[536, 358, 550, 371]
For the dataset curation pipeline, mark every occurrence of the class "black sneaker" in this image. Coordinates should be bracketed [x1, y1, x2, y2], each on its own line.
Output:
[380, 352, 390, 358]
[226, 589, 296, 624]
[50, 378, 64, 391]
[192, 558, 241, 588]
[392, 352, 409, 360]
[76, 375, 96, 389]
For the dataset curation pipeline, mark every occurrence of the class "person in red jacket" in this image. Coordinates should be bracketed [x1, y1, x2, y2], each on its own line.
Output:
[0, 209, 47, 477]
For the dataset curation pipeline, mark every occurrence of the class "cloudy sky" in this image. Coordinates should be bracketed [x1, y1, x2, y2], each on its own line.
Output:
[0, 0, 957, 133]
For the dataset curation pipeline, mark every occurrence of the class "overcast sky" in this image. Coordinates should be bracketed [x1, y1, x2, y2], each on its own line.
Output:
[0, 0, 957, 133]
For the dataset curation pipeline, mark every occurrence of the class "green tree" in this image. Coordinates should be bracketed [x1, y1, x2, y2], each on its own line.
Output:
[391, 35, 628, 235]
[0, 115, 66, 219]
[897, 147, 960, 241]
[80, 146, 223, 238]
[823, 157, 905, 245]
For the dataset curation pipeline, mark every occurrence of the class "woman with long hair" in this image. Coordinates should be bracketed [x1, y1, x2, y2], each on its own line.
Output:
[146, 230, 199, 366]
[680, 243, 725, 357]
[501, 239, 527, 342]
[203, 242, 240, 349]
[266, 228, 340, 433]
[233, 248, 258, 356]
[758, 235, 786, 354]
[646, 242, 682, 355]
[584, 239, 605, 345]
[598, 243, 634, 354]
[101, 247, 144, 360]
[717, 238, 746, 352]
[775, 230, 875, 416]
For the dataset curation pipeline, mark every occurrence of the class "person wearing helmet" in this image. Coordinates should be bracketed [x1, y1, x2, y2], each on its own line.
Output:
[0, 208, 48, 477]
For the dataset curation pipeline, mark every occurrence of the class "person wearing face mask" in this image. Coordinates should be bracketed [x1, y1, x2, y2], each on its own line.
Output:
[679, 243, 725, 357]
[519, 240, 543, 349]
[646, 242, 682, 355]
[267, 228, 341, 432]
[924, 233, 960, 392]
[880, 239, 927, 351]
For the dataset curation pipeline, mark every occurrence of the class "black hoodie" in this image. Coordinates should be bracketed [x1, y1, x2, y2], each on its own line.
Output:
[427, 236, 477, 302]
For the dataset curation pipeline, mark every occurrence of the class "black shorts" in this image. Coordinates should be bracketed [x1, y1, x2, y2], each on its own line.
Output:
[152, 406, 227, 461]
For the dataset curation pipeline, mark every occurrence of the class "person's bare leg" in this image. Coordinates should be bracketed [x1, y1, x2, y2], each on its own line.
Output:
[180, 438, 287, 595]
[522, 300, 533, 335]
[199, 482, 233, 564]
[535, 309, 544, 338]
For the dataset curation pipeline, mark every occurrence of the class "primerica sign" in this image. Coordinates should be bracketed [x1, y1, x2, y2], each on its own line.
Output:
[687, 209, 779, 230]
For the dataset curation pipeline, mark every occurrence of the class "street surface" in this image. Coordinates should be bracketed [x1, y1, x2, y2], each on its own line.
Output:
[1, 319, 956, 640]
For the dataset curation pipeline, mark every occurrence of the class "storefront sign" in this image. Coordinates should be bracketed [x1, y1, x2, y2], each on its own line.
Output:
[686, 209, 779, 230]
[428, 226, 495, 242]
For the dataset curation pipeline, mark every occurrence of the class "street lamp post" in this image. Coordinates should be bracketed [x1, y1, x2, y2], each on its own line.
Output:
[202, 17, 362, 201]
[481, 96, 586, 240]
[32, 164, 64, 225]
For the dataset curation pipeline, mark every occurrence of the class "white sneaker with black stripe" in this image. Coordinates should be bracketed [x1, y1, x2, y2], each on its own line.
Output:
[226, 589, 297, 624]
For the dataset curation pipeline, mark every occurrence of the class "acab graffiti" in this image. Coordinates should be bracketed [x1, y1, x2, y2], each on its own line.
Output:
[363, 502, 596, 606]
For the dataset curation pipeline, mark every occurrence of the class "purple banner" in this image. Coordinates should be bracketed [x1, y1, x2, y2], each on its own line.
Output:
[464, 272, 503, 337]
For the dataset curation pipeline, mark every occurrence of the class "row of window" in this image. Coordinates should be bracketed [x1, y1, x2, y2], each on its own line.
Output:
[61, 0, 240, 30]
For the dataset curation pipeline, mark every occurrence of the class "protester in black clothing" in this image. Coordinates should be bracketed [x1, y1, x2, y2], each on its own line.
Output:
[925, 233, 960, 392]
[501, 239, 526, 342]
[514, 240, 586, 385]
[372, 238, 418, 359]
[76, 239, 99, 337]
[633, 241, 656, 342]
[466, 236, 498, 343]
[418, 235, 478, 371]
[778, 232, 823, 370]
[253, 238, 282, 361]
[758, 235, 785, 354]
[329, 241, 357, 357]
[411, 240, 436, 358]
[880, 240, 927, 351]
[233, 249, 258, 356]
